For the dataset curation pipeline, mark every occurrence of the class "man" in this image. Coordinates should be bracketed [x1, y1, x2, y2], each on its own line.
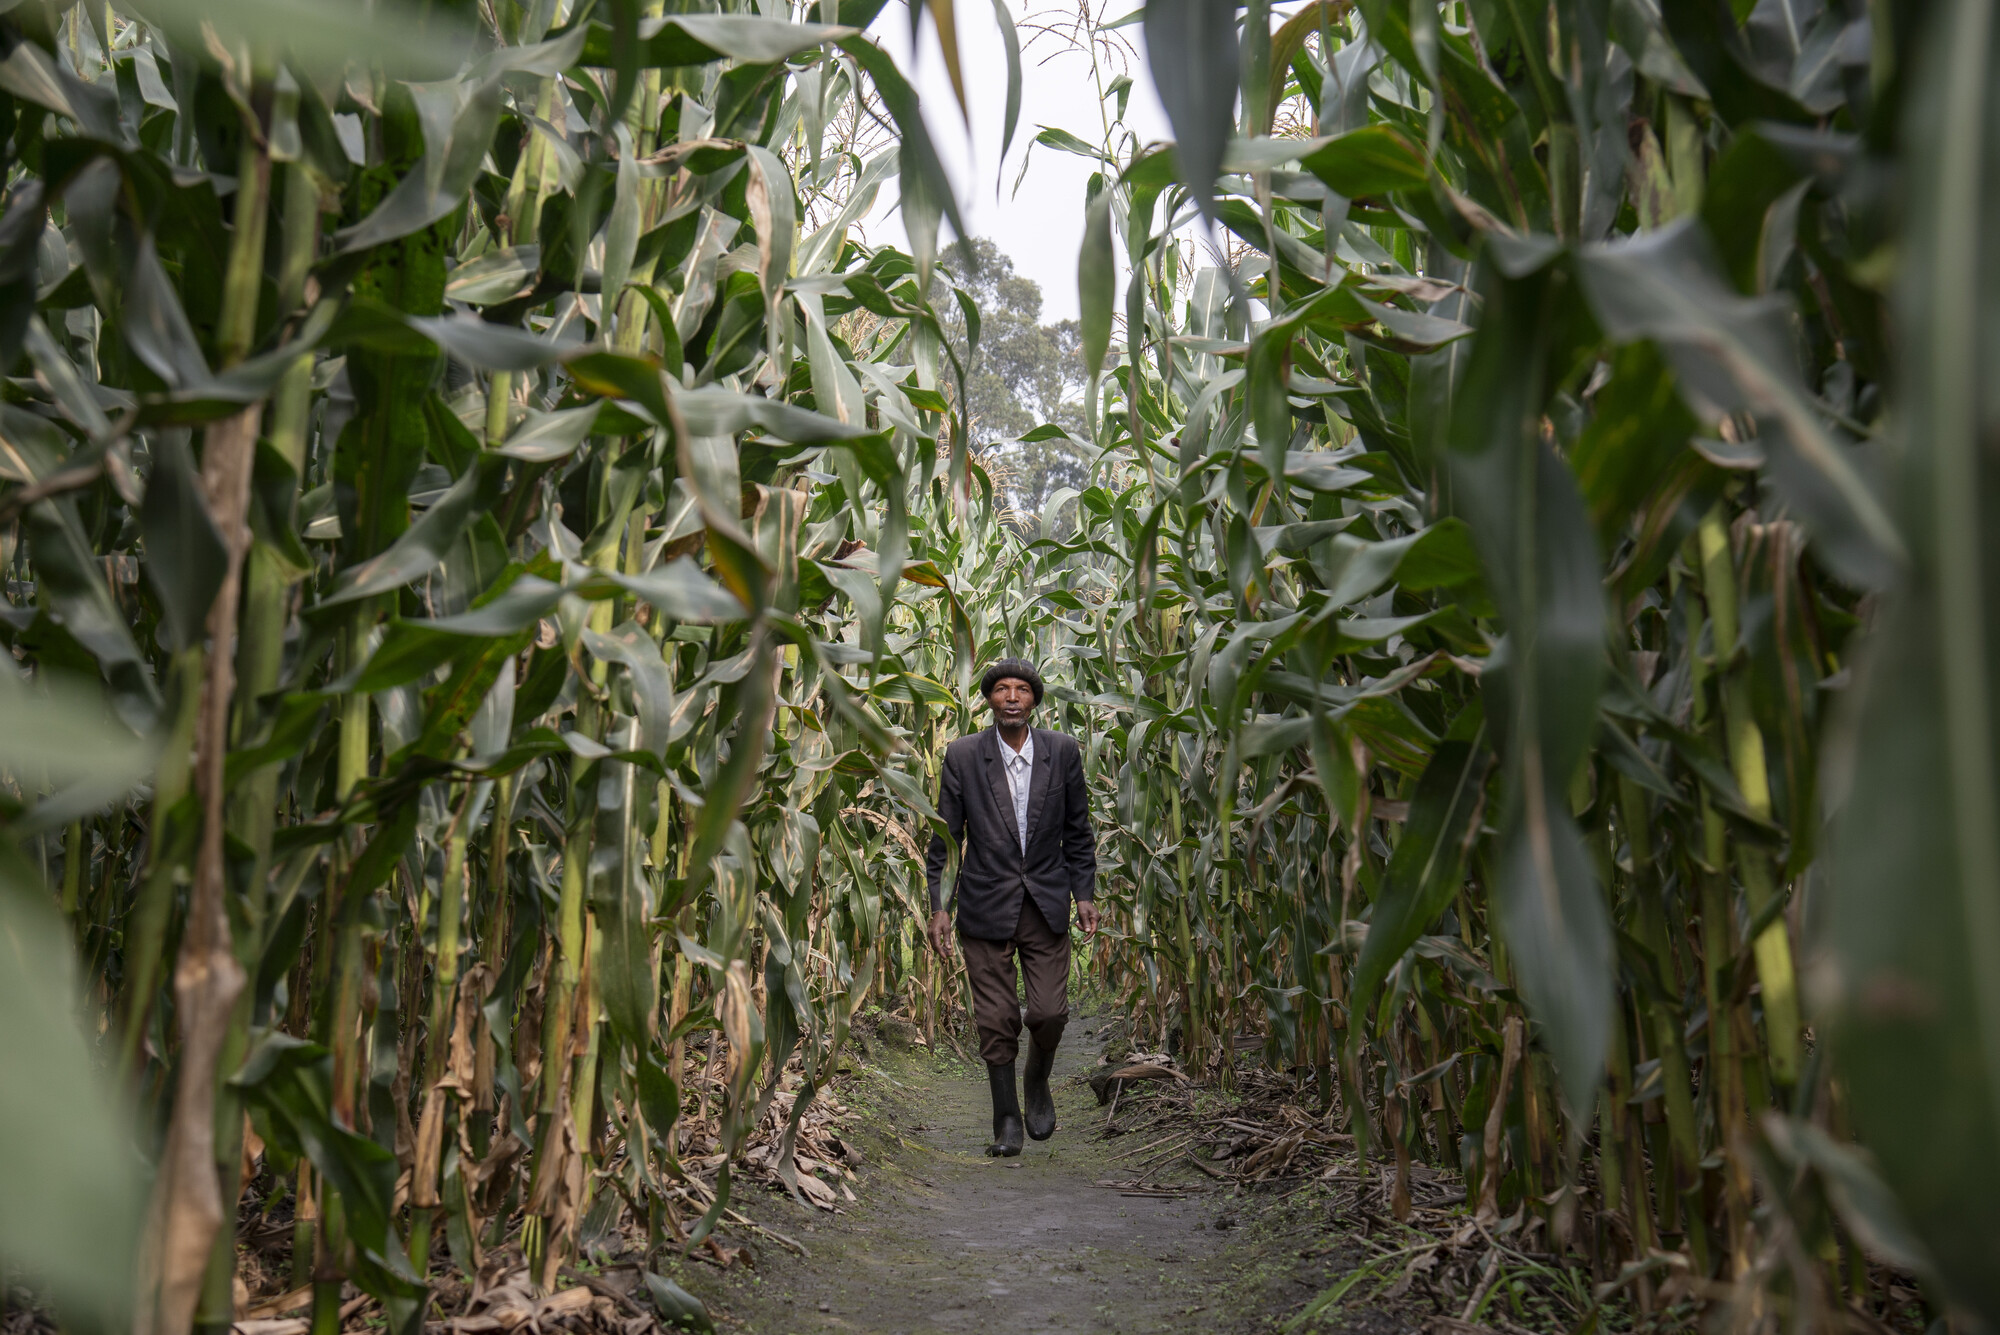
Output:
[925, 658, 1099, 1157]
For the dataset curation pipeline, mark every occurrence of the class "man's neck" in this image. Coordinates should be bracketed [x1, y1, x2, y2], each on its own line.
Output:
[997, 721, 1030, 752]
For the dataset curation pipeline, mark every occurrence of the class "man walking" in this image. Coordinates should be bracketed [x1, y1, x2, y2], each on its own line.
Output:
[925, 658, 1099, 1156]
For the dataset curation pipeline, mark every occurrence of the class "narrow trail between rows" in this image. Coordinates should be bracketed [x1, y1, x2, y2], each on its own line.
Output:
[667, 1014, 1412, 1335]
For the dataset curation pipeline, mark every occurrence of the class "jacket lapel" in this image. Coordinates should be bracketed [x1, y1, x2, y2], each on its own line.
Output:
[981, 726, 1017, 847]
[1023, 729, 1055, 846]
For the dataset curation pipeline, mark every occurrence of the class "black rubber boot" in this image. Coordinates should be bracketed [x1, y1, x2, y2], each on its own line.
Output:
[1023, 1034, 1057, 1141]
[986, 1061, 1023, 1157]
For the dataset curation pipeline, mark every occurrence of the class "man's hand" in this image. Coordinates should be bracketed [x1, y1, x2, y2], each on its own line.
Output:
[1077, 901, 1100, 938]
[927, 910, 954, 959]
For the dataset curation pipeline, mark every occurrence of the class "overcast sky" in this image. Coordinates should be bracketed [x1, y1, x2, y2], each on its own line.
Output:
[856, 0, 1175, 322]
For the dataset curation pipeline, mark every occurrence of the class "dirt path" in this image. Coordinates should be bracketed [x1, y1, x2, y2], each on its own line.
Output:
[663, 1014, 1417, 1335]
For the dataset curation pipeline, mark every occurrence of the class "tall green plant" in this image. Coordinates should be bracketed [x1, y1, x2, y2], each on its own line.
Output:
[1011, 0, 1979, 1323]
[7, 0, 1997, 1328]
[0, 0, 1035, 1330]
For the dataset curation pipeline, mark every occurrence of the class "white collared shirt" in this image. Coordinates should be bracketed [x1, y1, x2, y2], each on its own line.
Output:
[1002, 728, 1034, 853]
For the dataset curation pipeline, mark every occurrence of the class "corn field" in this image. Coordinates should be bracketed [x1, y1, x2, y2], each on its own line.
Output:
[0, 0, 1994, 1330]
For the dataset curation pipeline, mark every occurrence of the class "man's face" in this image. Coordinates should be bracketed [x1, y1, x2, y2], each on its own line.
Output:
[987, 677, 1035, 729]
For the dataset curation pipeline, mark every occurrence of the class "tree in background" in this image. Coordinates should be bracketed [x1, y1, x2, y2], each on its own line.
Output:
[937, 238, 1089, 517]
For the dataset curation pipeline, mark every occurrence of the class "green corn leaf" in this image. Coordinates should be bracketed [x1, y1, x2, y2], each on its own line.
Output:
[1824, 0, 2000, 1311]
[643, 1272, 714, 1331]
[1142, 0, 1239, 228]
[1079, 181, 1116, 380]
[992, 0, 1025, 178]
[0, 852, 141, 1326]
[139, 434, 228, 654]
[1578, 220, 1904, 588]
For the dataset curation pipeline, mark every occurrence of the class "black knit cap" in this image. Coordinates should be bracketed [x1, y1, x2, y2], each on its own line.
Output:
[981, 657, 1044, 705]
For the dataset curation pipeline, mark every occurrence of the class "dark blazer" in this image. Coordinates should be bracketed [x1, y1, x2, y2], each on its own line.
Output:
[925, 725, 1097, 941]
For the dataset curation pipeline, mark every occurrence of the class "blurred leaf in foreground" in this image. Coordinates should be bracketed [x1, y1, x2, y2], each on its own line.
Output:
[0, 854, 142, 1325]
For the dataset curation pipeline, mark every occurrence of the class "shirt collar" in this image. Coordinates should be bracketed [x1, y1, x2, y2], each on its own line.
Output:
[997, 726, 1033, 765]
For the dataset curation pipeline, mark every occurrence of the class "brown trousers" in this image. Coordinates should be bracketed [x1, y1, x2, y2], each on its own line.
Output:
[961, 895, 1071, 1066]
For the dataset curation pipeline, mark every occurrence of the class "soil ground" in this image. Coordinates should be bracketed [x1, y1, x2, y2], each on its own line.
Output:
[656, 1010, 1427, 1335]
